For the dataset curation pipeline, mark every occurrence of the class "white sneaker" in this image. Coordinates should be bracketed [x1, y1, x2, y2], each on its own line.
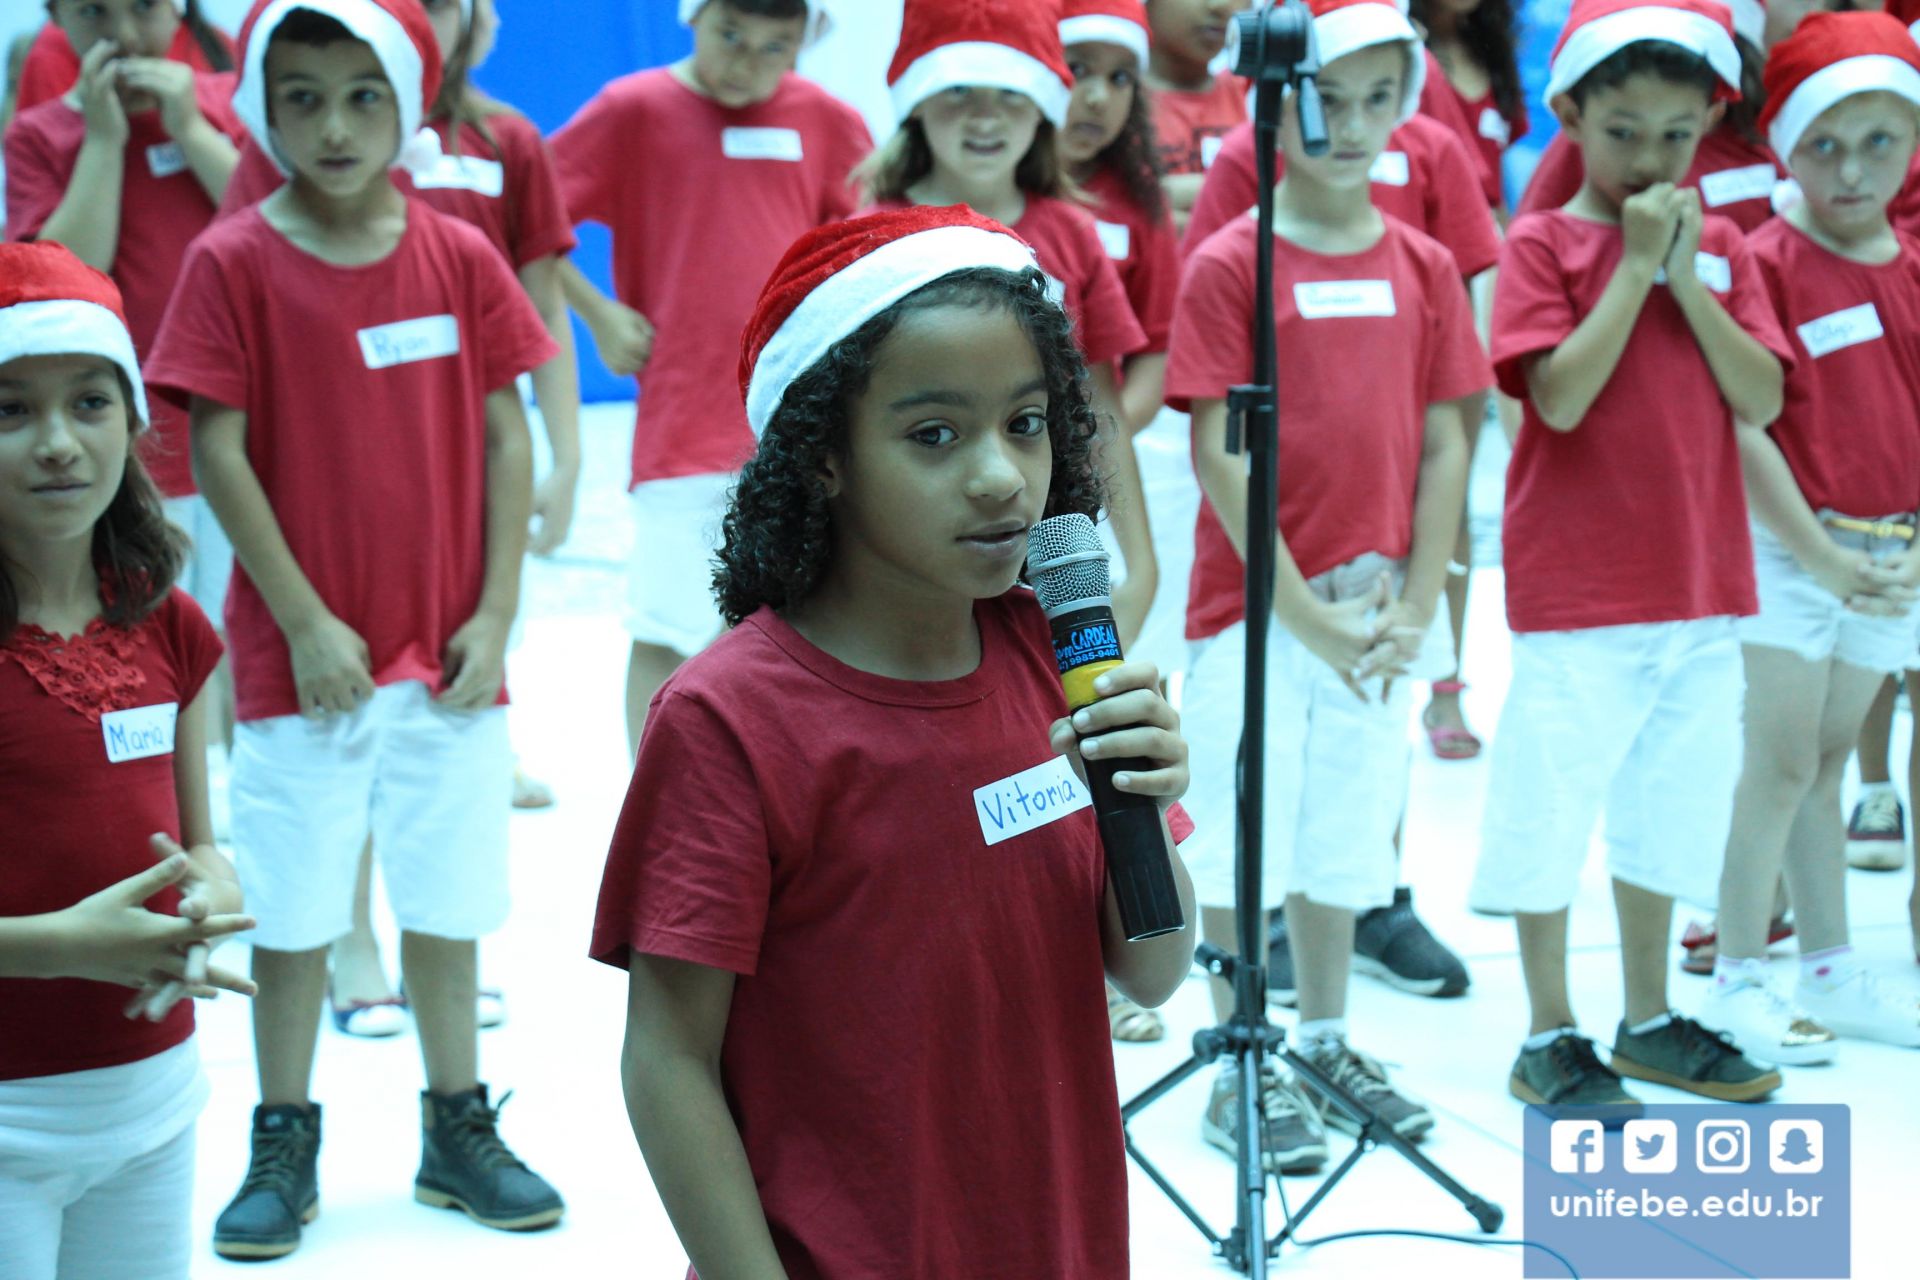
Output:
[1700, 978, 1837, 1066]
[1795, 969, 1920, 1047]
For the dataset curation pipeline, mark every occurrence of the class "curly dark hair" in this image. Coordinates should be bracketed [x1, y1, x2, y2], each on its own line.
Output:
[715, 267, 1107, 627]
[1095, 78, 1169, 223]
[1411, 0, 1523, 126]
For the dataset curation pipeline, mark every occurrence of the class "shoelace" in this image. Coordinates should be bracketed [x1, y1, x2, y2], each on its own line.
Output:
[1663, 1016, 1745, 1072]
[1545, 1035, 1615, 1098]
[1855, 789, 1903, 834]
[445, 1091, 530, 1175]
[1312, 1043, 1396, 1102]
[240, 1125, 310, 1197]
[1254, 1068, 1313, 1122]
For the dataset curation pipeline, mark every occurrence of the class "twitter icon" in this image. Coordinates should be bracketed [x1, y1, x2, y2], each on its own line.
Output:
[1623, 1119, 1679, 1174]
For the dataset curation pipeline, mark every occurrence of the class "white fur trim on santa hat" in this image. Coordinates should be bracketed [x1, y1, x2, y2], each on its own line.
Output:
[1768, 53, 1920, 158]
[0, 300, 149, 425]
[745, 225, 1045, 436]
[1713, 0, 1766, 49]
[1314, 4, 1427, 125]
[234, 0, 432, 179]
[678, 0, 831, 46]
[1059, 15, 1150, 69]
[891, 41, 1075, 127]
[1545, 7, 1742, 106]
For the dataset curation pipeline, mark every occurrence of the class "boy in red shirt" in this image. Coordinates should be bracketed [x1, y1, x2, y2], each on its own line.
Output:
[144, 0, 562, 1258]
[1167, 0, 1487, 1169]
[549, 0, 869, 758]
[1144, 0, 1249, 231]
[1469, 0, 1791, 1111]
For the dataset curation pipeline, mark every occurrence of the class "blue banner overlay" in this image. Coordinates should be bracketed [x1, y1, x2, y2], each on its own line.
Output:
[1522, 1105, 1850, 1278]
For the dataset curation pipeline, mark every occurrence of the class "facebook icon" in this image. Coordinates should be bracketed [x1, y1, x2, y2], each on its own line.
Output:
[1550, 1120, 1605, 1174]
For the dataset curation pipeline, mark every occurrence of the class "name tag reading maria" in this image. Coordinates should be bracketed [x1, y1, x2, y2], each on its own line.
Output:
[102, 702, 178, 763]
[1698, 163, 1776, 207]
[358, 315, 461, 370]
[1294, 279, 1396, 319]
[411, 154, 505, 196]
[1369, 151, 1410, 186]
[1095, 219, 1132, 260]
[974, 755, 1091, 846]
[721, 127, 804, 161]
[147, 142, 188, 178]
[1798, 302, 1884, 359]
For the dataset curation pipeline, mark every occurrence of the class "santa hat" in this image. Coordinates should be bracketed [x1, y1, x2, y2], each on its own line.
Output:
[741, 207, 1052, 438]
[889, 0, 1074, 127]
[1545, 0, 1743, 106]
[0, 243, 147, 426]
[1760, 10, 1920, 160]
[1309, 0, 1427, 125]
[1704, 0, 1764, 50]
[233, 0, 446, 179]
[1059, 0, 1150, 71]
[678, 0, 832, 47]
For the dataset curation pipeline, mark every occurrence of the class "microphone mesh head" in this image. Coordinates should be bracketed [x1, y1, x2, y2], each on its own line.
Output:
[1026, 514, 1112, 614]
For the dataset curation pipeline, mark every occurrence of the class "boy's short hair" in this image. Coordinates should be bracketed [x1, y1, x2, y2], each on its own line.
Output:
[709, 0, 810, 21]
[268, 9, 359, 50]
[1566, 39, 1719, 108]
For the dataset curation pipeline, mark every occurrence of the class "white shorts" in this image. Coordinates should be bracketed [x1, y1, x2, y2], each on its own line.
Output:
[625, 472, 733, 655]
[231, 681, 512, 951]
[1738, 520, 1918, 673]
[161, 495, 233, 629]
[1179, 555, 1452, 911]
[1127, 407, 1202, 681]
[1471, 618, 1745, 915]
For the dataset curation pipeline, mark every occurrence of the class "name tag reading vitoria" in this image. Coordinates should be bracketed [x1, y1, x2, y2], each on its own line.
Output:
[1798, 303, 1884, 359]
[102, 702, 178, 763]
[412, 154, 505, 196]
[1369, 151, 1410, 186]
[721, 127, 804, 161]
[974, 755, 1092, 846]
[1698, 164, 1776, 207]
[357, 315, 461, 370]
[1294, 280, 1396, 319]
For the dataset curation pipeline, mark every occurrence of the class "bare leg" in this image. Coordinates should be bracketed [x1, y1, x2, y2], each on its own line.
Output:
[402, 932, 478, 1097]
[1425, 409, 1482, 746]
[1615, 879, 1675, 1026]
[1517, 909, 1574, 1035]
[625, 641, 686, 761]
[252, 946, 330, 1107]
[1203, 906, 1267, 1022]
[1856, 674, 1898, 785]
[327, 838, 393, 1007]
[1287, 894, 1353, 1023]
[1781, 662, 1886, 954]
[1719, 647, 1827, 961]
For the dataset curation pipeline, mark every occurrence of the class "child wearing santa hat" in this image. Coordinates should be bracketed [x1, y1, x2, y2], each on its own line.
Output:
[547, 0, 868, 762]
[12, 2, 234, 117]
[1470, 0, 1793, 1112]
[593, 205, 1196, 1280]
[0, 241, 254, 1280]
[1142, 0, 1248, 231]
[1702, 8, 1920, 1064]
[144, 0, 563, 1257]
[1166, 0, 1487, 1168]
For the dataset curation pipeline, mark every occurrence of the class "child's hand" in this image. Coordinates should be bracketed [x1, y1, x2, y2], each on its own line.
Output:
[1837, 548, 1920, 615]
[49, 851, 256, 994]
[128, 835, 255, 1021]
[1663, 188, 1705, 284]
[438, 612, 510, 710]
[116, 57, 201, 139]
[588, 301, 655, 377]
[1621, 182, 1680, 272]
[529, 466, 579, 556]
[74, 40, 128, 146]
[1290, 572, 1391, 702]
[288, 613, 375, 717]
[1111, 576, 1153, 652]
[1048, 661, 1189, 805]
[1365, 597, 1432, 696]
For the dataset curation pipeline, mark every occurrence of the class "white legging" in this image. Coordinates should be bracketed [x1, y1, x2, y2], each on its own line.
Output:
[0, 1125, 194, 1280]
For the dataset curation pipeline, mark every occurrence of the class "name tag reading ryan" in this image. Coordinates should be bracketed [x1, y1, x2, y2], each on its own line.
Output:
[358, 315, 461, 370]
[102, 702, 178, 764]
[975, 755, 1092, 846]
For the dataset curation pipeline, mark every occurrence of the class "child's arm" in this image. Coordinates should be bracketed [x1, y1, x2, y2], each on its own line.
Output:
[1091, 364, 1158, 650]
[558, 257, 654, 377]
[114, 57, 238, 202]
[1162, 173, 1207, 237]
[622, 954, 791, 1280]
[1664, 191, 1784, 427]
[191, 396, 375, 714]
[1377, 397, 1473, 676]
[438, 385, 533, 709]
[1119, 352, 1168, 435]
[34, 41, 127, 273]
[517, 255, 583, 556]
[1735, 422, 1909, 612]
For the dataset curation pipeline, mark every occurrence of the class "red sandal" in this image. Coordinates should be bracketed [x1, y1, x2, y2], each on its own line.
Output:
[1423, 680, 1482, 761]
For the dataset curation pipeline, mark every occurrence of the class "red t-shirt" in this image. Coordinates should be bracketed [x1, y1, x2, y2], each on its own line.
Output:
[1517, 126, 1786, 235]
[13, 21, 234, 114]
[0, 591, 221, 1081]
[218, 112, 577, 270]
[1430, 77, 1527, 209]
[142, 203, 558, 722]
[1417, 48, 1498, 206]
[1746, 219, 1920, 518]
[1150, 71, 1248, 177]
[1184, 116, 1502, 280]
[1493, 210, 1793, 632]
[4, 75, 246, 498]
[592, 591, 1193, 1280]
[1165, 218, 1492, 640]
[549, 70, 871, 488]
[1081, 168, 1181, 354]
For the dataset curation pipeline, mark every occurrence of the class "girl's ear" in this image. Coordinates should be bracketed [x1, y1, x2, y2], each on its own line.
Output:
[1704, 100, 1725, 132]
[818, 450, 844, 500]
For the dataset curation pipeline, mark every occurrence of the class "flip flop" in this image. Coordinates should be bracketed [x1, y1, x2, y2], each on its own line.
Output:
[1422, 682, 1482, 761]
[1107, 986, 1164, 1043]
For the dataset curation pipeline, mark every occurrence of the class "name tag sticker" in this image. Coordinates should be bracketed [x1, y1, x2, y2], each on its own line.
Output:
[1698, 163, 1777, 207]
[1369, 150, 1410, 186]
[1477, 105, 1511, 146]
[357, 315, 461, 370]
[1294, 279, 1396, 319]
[1094, 219, 1132, 260]
[1694, 252, 1732, 293]
[1201, 135, 1225, 168]
[1799, 302, 1884, 359]
[411, 154, 505, 196]
[974, 755, 1091, 846]
[147, 142, 187, 178]
[721, 127, 804, 161]
[102, 702, 178, 764]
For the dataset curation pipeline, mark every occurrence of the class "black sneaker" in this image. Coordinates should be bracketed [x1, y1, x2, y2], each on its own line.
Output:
[1267, 913, 1297, 1008]
[1297, 1036, 1435, 1141]
[1508, 1032, 1641, 1122]
[1353, 887, 1470, 998]
[1610, 1015, 1782, 1103]
[415, 1085, 565, 1231]
[213, 1103, 322, 1260]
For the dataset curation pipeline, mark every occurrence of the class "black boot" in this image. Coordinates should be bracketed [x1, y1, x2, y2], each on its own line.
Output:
[415, 1085, 564, 1231]
[213, 1103, 321, 1260]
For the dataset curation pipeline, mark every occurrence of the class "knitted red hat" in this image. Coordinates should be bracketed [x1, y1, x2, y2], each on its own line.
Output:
[889, 0, 1075, 127]
[741, 207, 1051, 437]
[1760, 10, 1920, 160]
[233, 0, 445, 178]
[1309, 0, 1427, 125]
[1545, 0, 1742, 105]
[0, 243, 147, 425]
[678, 0, 831, 46]
[1060, 0, 1151, 70]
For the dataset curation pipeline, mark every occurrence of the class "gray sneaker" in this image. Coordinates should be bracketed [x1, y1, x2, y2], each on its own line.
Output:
[1202, 1065, 1329, 1174]
[1508, 1030, 1641, 1121]
[1297, 1037, 1434, 1141]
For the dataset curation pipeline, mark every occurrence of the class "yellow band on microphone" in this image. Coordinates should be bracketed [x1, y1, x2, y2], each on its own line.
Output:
[1063, 660, 1123, 712]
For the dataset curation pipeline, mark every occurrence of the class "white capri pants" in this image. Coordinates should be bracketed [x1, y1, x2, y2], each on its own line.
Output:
[625, 472, 733, 656]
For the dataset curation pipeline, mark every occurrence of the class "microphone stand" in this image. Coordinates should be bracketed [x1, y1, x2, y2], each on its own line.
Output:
[1117, 5, 1502, 1274]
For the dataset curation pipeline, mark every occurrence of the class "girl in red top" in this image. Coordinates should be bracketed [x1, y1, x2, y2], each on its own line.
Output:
[594, 204, 1196, 1280]
[1413, 0, 1529, 213]
[0, 241, 251, 1280]
[13, 1, 233, 116]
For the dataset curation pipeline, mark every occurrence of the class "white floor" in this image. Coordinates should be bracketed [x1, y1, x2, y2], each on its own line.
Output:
[180, 407, 1920, 1278]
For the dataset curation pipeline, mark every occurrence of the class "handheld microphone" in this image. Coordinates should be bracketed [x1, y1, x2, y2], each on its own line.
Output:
[1027, 514, 1186, 942]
